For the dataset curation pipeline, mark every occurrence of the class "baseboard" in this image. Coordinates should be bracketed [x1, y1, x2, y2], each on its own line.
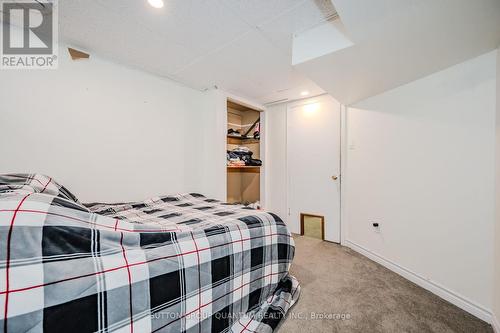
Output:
[344, 239, 492, 323]
[492, 313, 500, 333]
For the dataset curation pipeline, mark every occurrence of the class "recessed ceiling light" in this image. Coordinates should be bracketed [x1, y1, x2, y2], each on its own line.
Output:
[148, 0, 164, 9]
[300, 90, 309, 96]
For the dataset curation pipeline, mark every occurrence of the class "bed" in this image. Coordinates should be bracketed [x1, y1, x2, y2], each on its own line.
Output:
[0, 174, 300, 332]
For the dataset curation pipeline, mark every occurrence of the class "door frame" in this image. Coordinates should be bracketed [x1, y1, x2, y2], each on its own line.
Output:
[339, 105, 348, 246]
[285, 94, 347, 245]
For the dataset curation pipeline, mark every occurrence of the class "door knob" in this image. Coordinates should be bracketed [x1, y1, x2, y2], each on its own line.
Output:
[331, 175, 338, 181]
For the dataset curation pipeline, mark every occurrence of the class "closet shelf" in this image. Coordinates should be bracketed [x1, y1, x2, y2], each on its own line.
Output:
[227, 135, 260, 145]
[227, 166, 261, 173]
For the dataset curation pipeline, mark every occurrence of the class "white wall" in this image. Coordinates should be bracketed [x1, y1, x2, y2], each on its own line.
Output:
[191, 89, 227, 201]
[494, 47, 500, 331]
[264, 103, 288, 221]
[0, 43, 211, 202]
[345, 51, 497, 321]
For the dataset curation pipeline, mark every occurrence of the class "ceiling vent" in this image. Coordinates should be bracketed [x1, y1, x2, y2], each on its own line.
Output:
[294, 0, 340, 35]
[314, 0, 339, 21]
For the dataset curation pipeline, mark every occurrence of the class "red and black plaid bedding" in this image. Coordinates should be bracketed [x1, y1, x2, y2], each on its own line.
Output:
[0, 174, 300, 332]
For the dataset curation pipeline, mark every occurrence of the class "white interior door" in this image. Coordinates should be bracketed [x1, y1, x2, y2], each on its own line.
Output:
[287, 95, 341, 242]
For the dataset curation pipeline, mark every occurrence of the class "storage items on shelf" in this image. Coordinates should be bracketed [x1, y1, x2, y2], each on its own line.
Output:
[227, 146, 262, 167]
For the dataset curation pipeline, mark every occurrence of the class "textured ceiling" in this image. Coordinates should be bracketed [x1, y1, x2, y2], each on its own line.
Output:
[56, 0, 333, 103]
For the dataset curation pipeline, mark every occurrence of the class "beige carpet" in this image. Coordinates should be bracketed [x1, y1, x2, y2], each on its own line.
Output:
[279, 236, 492, 333]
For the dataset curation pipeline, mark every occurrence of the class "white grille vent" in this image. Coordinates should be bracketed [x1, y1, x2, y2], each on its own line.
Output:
[314, 0, 340, 22]
[293, 0, 340, 35]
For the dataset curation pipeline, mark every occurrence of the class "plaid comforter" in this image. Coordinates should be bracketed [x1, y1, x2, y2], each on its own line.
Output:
[0, 174, 300, 333]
